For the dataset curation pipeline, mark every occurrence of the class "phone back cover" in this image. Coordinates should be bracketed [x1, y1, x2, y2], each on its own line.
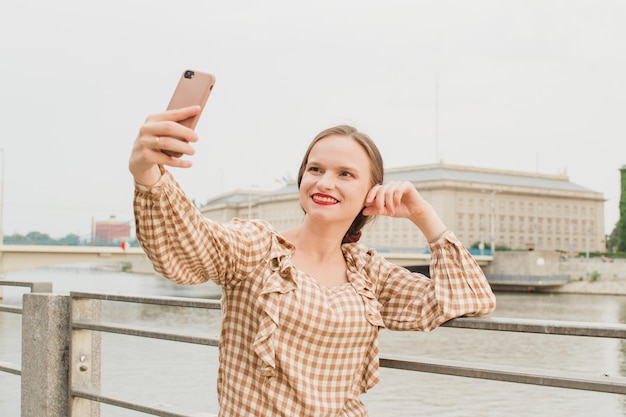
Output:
[166, 70, 216, 129]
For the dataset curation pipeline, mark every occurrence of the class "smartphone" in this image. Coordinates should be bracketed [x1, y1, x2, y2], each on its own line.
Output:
[163, 69, 216, 157]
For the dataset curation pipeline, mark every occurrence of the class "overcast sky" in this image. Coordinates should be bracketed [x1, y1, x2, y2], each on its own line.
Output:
[1, 0, 624, 239]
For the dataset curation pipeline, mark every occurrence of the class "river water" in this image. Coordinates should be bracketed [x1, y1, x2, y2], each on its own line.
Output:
[1, 265, 626, 417]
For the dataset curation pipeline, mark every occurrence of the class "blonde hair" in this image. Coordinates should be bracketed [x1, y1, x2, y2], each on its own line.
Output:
[297, 125, 384, 243]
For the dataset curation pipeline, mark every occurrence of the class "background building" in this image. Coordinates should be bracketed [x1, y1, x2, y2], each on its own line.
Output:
[200, 164, 606, 254]
[92, 217, 131, 246]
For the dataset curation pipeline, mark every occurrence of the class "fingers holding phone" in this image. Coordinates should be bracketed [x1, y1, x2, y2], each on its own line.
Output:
[129, 106, 200, 185]
[145, 106, 202, 156]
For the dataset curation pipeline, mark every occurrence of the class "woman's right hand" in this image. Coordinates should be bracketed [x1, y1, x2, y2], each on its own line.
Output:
[128, 106, 201, 186]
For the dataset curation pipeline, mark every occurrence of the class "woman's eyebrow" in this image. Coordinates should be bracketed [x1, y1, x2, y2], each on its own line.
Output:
[308, 158, 360, 171]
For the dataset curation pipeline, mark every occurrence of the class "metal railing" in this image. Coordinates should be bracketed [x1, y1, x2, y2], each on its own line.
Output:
[404, 316, 626, 394]
[66, 291, 626, 417]
[5, 287, 626, 416]
[0, 280, 52, 376]
[0, 280, 53, 314]
[69, 292, 221, 417]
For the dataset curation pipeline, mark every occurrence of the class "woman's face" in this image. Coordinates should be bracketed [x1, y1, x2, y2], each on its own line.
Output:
[299, 134, 373, 228]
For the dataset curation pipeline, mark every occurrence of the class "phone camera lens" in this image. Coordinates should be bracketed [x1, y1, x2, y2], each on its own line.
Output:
[184, 70, 195, 79]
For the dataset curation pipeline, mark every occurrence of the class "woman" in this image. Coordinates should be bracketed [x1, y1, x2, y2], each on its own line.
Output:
[129, 105, 496, 417]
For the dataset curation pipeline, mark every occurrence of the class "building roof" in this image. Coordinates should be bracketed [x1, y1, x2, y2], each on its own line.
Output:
[268, 182, 298, 196]
[384, 164, 598, 194]
[265, 164, 599, 197]
[203, 190, 268, 206]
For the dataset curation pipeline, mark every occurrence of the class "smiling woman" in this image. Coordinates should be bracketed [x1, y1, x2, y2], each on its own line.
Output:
[129, 111, 495, 416]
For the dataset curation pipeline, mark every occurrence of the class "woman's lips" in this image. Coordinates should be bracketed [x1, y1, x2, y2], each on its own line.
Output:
[312, 193, 339, 205]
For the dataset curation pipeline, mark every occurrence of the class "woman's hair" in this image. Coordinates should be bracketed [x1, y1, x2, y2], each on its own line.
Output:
[297, 125, 384, 243]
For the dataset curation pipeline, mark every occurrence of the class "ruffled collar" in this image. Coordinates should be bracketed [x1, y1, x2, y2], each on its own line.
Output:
[264, 235, 378, 293]
[341, 242, 378, 289]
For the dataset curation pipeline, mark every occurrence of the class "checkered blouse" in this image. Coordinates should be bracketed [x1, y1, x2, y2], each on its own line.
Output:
[134, 170, 496, 417]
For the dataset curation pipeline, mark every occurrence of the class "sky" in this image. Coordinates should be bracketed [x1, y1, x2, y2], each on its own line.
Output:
[0, 0, 625, 239]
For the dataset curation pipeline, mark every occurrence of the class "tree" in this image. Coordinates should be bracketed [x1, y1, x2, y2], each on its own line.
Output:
[607, 226, 618, 252]
[4, 231, 81, 245]
[618, 166, 626, 252]
[25, 231, 53, 244]
[57, 233, 81, 246]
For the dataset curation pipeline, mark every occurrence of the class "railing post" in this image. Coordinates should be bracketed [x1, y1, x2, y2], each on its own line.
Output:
[20, 293, 71, 417]
[69, 296, 102, 417]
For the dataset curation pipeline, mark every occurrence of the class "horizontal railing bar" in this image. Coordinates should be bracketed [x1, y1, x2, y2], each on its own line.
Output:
[71, 292, 626, 340]
[70, 293, 626, 340]
[443, 316, 626, 339]
[380, 353, 626, 395]
[0, 304, 22, 314]
[70, 291, 221, 310]
[0, 361, 21, 376]
[0, 280, 52, 292]
[70, 318, 626, 395]
[0, 280, 33, 288]
[71, 387, 216, 417]
[72, 320, 219, 346]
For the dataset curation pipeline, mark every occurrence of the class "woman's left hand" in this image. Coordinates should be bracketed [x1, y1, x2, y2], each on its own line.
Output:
[363, 181, 447, 240]
[362, 181, 427, 219]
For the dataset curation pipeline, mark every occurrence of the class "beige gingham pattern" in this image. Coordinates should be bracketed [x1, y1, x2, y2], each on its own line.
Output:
[134, 171, 496, 417]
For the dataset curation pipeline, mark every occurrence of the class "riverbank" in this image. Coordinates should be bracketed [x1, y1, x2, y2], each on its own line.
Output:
[548, 279, 626, 296]
[483, 250, 626, 296]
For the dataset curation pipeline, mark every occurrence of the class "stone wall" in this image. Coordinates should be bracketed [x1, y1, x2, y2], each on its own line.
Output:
[483, 250, 562, 277]
[558, 256, 626, 280]
[484, 250, 626, 281]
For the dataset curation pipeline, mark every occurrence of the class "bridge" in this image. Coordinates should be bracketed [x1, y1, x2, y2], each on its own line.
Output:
[381, 251, 493, 268]
[0, 245, 148, 298]
[0, 244, 147, 273]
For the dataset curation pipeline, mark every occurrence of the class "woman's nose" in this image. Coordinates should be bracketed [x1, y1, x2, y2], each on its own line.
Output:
[317, 172, 335, 190]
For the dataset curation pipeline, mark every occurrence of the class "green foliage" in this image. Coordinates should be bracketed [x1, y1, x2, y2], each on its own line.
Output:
[3, 232, 140, 247]
[57, 233, 81, 245]
[618, 167, 626, 252]
[607, 227, 619, 252]
[5, 231, 55, 245]
[589, 270, 601, 282]
[5, 232, 81, 245]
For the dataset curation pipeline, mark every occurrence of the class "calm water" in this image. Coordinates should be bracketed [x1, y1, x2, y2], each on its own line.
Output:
[2, 265, 626, 417]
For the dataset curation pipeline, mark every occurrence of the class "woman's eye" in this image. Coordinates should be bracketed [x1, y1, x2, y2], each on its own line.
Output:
[340, 171, 352, 177]
[308, 166, 320, 173]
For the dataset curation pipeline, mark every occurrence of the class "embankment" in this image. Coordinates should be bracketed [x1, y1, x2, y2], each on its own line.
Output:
[484, 250, 626, 295]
